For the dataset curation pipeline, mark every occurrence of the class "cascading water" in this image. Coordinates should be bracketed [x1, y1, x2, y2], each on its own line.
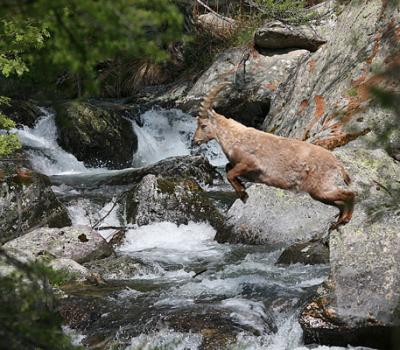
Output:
[17, 107, 368, 350]
[15, 108, 106, 176]
[132, 108, 228, 168]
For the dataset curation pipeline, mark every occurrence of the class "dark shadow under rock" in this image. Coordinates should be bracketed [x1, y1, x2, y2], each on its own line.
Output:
[300, 280, 400, 350]
[276, 237, 329, 266]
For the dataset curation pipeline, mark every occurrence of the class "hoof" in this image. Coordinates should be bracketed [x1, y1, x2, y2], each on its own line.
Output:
[239, 191, 249, 203]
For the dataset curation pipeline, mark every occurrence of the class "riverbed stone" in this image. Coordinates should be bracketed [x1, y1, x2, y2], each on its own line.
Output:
[51, 155, 220, 188]
[276, 237, 329, 266]
[123, 174, 230, 237]
[254, 20, 326, 52]
[3, 226, 113, 263]
[0, 158, 71, 244]
[49, 258, 90, 281]
[218, 184, 336, 246]
[83, 255, 154, 280]
[54, 101, 137, 169]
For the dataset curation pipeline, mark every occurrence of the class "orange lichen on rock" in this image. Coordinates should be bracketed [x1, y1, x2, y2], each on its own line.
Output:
[314, 95, 325, 118]
[307, 59, 316, 73]
[299, 99, 309, 113]
[264, 82, 277, 91]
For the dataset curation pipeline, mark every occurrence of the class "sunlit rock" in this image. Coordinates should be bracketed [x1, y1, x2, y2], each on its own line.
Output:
[4, 226, 113, 264]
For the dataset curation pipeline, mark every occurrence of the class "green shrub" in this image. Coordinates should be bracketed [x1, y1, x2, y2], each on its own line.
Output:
[0, 249, 82, 350]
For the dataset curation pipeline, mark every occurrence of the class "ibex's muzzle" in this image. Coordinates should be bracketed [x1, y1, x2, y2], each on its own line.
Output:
[192, 139, 202, 146]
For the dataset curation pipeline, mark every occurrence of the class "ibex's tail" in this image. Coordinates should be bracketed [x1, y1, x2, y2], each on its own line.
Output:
[198, 82, 231, 119]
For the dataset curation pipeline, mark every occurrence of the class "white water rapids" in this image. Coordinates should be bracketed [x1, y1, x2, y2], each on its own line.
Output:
[16, 108, 371, 350]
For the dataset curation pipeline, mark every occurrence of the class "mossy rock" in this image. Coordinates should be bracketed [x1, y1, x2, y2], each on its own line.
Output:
[0, 158, 71, 244]
[123, 174, 231, 237]
[54, 101, 137, 169]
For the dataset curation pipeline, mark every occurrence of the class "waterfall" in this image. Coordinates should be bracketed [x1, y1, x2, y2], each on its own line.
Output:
[132, 108, 228, 168]
[14, 108, 106, 176]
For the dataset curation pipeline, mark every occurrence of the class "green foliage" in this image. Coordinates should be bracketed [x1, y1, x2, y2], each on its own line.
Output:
[183, 0, 315, 73]
[0, 98, 21, 157]
[0, 249, 82, 350]
[0, 19, 49, 77]
[252, 0, 315, 24]
[0, 0, 184, 96]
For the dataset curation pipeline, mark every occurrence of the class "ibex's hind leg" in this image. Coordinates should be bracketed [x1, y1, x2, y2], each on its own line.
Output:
[312, 188, 355, 230]
[227, 163, 250, 203]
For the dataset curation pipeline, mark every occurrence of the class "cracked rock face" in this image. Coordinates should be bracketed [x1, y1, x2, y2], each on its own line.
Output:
[263, 0, 399, 152]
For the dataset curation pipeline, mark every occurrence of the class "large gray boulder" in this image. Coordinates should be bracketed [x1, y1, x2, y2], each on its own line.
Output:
[0, 159, 71, 244]
[4, 226, 113, 264]
[300, 142, 400, 348]
[54, 101, 137, 169]
[262, 0, 398, 153]
[254, 20, 326, 52]
[182, 47, 308, 128]
[218, 184, 336, 245]
[123, 174, 230, 237]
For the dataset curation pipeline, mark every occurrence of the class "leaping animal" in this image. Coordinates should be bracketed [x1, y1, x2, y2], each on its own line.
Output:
[193, 83, 355, 230]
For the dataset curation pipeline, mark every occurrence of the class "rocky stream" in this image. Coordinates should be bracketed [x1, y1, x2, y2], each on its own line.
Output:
[1, 0, 400, 349]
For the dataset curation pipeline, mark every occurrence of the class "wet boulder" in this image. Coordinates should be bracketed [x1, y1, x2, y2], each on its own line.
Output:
[217, 184, 336, 246]
[49, 258, 91, 282]
[123, 174, 230, 237]
[0, 157, 71, 244]
[3, 226, 113, 264]
[83, 255, 155, 280]
[182, 47, 307, 128]
[276, 236, 329, 266]
[254, 20, 327, 52]
[54, 101, 137, 169]
[52, 155, 220, 188]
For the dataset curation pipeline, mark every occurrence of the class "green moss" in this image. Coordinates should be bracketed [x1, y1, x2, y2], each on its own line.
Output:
[157, 178, 177, 195]
[347, 87, 358, 97]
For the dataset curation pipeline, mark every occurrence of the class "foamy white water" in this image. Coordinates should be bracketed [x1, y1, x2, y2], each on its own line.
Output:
[126, 329, 202, 350]
[15, 107, 367, 350]
[118, 221, 226, 265]
[132, 108, 227, 167]
[15, 108, 107, 176]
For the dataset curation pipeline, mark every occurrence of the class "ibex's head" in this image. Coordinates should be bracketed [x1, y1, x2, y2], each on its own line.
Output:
[193, 116, 215, 145]
[192, 82, 230, 146]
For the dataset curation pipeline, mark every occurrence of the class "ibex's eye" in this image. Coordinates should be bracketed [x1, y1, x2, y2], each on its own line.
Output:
[201, 125, 207, 129]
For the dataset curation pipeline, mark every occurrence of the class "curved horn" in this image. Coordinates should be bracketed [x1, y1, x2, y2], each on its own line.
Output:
[198, 82, 231, 119]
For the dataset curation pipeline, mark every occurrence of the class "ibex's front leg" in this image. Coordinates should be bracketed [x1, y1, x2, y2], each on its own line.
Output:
[226, 163, 249, 203]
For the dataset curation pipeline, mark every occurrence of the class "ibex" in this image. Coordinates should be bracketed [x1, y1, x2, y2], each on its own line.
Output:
[193, 83, 355, 229]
